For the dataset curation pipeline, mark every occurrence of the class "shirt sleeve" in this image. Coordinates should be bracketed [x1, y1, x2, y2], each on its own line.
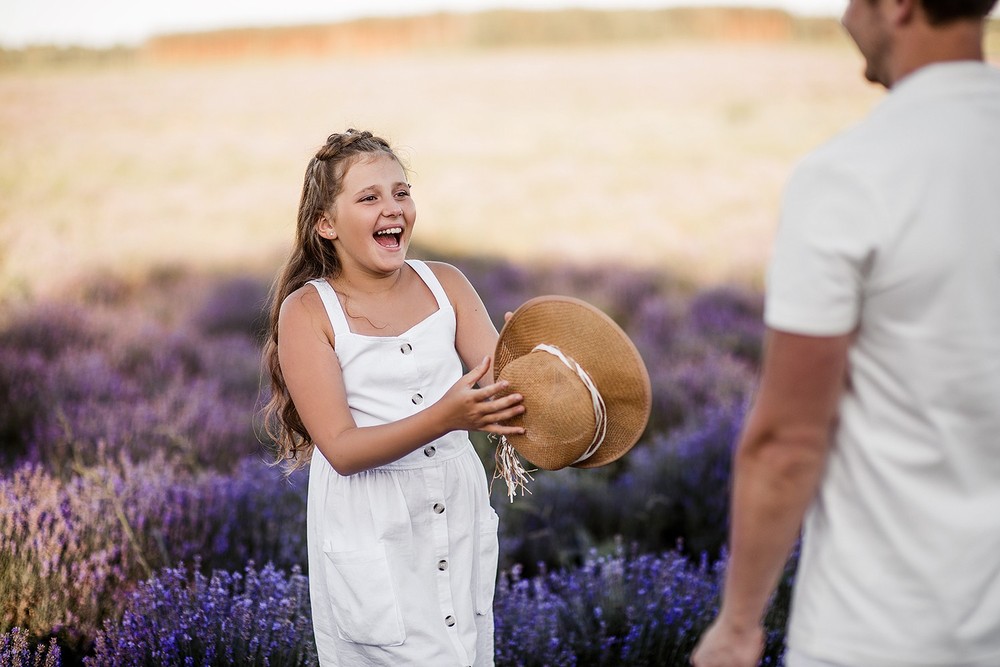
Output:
[764, 155, 881, 337]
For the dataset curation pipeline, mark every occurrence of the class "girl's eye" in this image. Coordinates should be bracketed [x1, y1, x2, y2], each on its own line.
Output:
[360, 195, 377, 202]
[395, 190, 410, 199]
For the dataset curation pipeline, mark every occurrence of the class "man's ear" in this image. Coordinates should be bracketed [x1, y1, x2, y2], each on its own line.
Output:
[316, 213, 337, 240]
[889, 0, 917, 26]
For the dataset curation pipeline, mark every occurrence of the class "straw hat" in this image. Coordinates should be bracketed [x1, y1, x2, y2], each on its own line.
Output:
[493, 295, 652, 472]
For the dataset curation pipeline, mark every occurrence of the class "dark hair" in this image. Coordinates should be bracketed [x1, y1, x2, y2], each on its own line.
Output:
[920, 0, 998, 24]
[261, 129, 403, 471]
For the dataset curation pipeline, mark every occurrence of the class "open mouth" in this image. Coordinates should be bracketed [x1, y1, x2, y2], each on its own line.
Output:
[374, 226, 403, 249]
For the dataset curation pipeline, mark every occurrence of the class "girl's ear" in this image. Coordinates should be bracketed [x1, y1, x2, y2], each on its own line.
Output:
[316, 213, 337, 240]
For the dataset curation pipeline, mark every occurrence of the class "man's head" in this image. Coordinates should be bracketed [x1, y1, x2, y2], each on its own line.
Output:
[842, 0, 996, 88]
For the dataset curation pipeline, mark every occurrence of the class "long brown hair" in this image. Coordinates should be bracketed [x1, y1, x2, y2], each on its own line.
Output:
[261, 129, 403, 471]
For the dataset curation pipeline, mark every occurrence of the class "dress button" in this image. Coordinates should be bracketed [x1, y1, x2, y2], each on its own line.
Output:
[423, 445, 436, 457]
[432, 502, 445, 514]
[445, 615, 456, 627]
[411, 393, 424, 405]
[400, 343, 413, 354]
[437, 559, 448, 571]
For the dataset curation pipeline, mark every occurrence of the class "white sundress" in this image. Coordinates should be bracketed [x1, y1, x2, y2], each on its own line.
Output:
[305, 259, 499, 667]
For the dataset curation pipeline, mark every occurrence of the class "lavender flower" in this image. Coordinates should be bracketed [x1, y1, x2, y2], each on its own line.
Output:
[0, 627, 62, 667]
[88, 562, 316, 666]
[188, 275, 270, 340]
[0, 457, 306, 642]
[494, 547, 727, 666]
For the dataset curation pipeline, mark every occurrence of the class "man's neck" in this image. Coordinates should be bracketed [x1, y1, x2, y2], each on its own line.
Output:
[889, 19, 985, 87]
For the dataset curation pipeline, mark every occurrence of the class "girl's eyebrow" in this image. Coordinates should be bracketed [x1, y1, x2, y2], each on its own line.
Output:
[352, 182, 409, 196]
[349, 184, 379, 198]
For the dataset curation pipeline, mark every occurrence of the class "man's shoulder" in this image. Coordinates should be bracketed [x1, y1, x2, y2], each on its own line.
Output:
[789, 123, 879, 188]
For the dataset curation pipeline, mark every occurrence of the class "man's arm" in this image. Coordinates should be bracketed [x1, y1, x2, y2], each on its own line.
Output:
[691, 328, 851, 667]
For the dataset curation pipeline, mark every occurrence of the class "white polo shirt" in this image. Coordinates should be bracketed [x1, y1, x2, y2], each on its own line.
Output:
[766, 62, 1000, 667]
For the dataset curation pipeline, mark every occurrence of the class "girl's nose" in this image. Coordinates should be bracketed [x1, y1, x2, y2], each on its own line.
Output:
[383, 205, 403, 217]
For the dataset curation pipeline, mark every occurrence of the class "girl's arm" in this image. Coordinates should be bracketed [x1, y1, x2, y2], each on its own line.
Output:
[277, 284, 524, 476]
[428, 261, 504, 380]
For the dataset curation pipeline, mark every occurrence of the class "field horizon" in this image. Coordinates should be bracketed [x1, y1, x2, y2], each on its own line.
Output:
[3, 9, 996, 302]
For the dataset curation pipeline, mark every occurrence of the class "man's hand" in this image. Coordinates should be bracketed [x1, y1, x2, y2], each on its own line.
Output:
[690, 616, 764, 667]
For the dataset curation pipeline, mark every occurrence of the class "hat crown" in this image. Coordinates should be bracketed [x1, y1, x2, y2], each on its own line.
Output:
[498, 348, 598, 470]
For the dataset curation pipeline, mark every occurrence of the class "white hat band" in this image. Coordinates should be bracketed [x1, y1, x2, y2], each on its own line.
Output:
[532, 344, 607, 464]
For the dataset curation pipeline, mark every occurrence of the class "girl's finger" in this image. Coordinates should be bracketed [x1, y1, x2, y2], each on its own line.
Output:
[482, 423, 526, 436]
[488, 405, 525, 423]
[464, 356, 491, 386]
[483, 393, 523, 411]
[476, 380, 517, 399]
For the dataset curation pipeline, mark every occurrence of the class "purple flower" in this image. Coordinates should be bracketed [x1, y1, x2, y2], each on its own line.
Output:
[87, 562, 316, 666]
[0, 627, 62, 666]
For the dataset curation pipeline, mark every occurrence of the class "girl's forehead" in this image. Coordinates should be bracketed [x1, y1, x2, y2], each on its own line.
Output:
[343, 153, 402, 180]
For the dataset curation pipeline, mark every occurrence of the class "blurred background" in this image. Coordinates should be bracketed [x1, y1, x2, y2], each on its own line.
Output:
[1, 2, 998, 665]
[0, 1, 997, 297]
[2, 0, 946, 298]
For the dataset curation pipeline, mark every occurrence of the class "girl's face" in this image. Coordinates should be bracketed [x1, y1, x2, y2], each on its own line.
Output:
[320, 153, 415, 277]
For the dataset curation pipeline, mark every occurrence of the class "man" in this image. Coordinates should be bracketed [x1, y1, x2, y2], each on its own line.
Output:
[691, 1, 1000, 666]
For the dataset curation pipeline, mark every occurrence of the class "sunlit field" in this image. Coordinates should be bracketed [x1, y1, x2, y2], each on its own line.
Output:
[1, 38, 886, 298]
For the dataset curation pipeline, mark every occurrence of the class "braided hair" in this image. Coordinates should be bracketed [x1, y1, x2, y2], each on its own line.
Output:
[261, 129, 404, 470]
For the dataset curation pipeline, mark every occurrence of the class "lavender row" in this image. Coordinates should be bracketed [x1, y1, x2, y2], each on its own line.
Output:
[0, 262, 760, 473]
[0, 406, 737, 645]
[0, 456, 306, 646]
[2, 550, 788, 666]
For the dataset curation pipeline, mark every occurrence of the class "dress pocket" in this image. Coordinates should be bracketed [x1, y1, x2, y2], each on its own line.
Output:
[323, 542, 406, 646]
[475, 509, 500, 615]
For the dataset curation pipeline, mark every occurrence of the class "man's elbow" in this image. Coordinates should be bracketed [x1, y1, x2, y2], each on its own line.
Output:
[736, 424, 831, 481]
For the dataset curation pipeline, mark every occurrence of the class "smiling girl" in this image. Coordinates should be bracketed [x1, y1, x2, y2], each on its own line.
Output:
[262, 129, 524, 666]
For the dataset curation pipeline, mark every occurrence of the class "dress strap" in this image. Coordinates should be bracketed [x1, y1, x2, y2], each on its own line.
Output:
[406, 260, 452, 311]
[307, 278, 352, 337]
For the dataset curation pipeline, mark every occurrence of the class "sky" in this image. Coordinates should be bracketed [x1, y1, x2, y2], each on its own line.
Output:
[0, 0, 848, 48]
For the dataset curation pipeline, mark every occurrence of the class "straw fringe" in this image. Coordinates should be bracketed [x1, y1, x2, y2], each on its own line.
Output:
[490, 434, 536, 503]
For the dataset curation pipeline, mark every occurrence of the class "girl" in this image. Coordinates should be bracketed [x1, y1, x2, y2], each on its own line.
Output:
[262, 129, 524, 666]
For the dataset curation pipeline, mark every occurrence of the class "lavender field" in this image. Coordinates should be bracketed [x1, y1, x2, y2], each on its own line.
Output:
[0, 16, 897, 663]
[0, 251, 793, 665]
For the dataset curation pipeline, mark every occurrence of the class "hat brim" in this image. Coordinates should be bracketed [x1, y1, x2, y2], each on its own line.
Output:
[494, 295, 652, 468]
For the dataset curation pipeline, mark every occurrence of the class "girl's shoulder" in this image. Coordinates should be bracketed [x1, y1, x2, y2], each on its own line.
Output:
[421, 261, 485, 314]
[281, 280, 325, 311]
[278, 281, 333, 334]
[422, 261, 474, 298]
[422, 260, 470, 290]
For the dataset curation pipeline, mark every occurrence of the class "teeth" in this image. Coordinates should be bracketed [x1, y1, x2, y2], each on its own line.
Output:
[375, 227, 403, 236]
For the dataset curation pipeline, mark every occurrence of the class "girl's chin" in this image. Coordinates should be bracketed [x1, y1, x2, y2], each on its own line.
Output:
[370, 247, 408, 270]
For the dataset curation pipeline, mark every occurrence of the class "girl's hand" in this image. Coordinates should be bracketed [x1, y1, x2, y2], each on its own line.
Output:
[437, 356, 525, 435]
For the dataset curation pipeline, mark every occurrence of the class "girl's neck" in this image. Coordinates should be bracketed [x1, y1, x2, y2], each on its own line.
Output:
[332, 263, 405, 297]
